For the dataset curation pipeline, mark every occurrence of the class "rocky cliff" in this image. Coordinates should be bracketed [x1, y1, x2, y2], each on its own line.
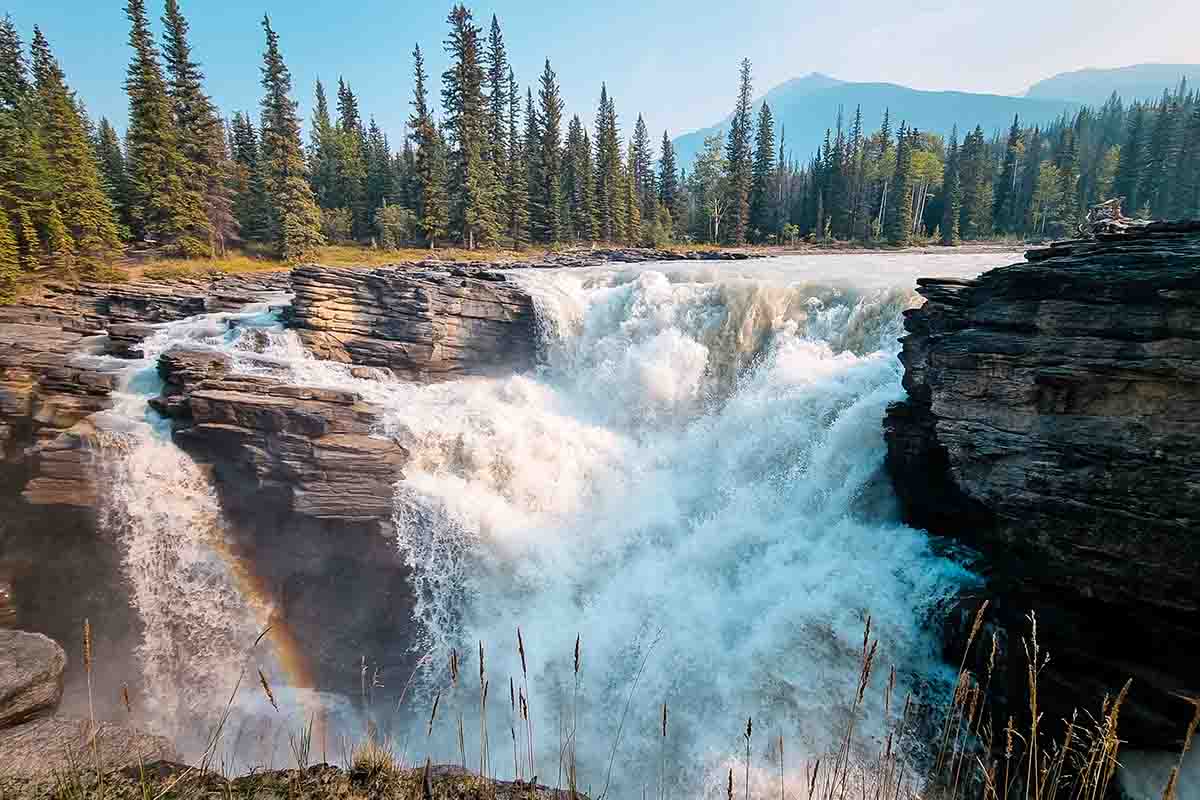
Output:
[289, 265, 538, 380]
[885, 221, 1200, 746]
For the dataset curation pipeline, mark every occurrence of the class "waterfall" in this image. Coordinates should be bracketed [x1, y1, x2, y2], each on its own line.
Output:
[66, 252, 1010, 783]
[379, 261, 982, 795]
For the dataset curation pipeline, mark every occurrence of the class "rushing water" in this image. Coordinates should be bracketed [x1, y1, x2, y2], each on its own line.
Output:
[83, 253, 1022, 788]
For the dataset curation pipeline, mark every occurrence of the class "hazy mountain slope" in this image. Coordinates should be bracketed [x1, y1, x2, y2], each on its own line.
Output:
[1026, 64, 1200, 106]
[673, 76, 1078, 168]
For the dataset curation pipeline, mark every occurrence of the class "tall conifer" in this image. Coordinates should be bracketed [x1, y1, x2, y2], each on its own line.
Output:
[410, 45, 448, 248]
[749, 102, 776, 239]
[725, 58, 754, 244]
[31, 27, 121, 270]
[258, 15, 323, 260]
[534, 59, 564, 243]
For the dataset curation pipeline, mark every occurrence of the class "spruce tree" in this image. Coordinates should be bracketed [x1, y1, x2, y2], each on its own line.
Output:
[659, 131, 679, 211]
[563, 115, 586, 240]
[31, 27, 121, 270]
[0, 15, 48, 267]
[162, 0, 227, 255]
[579, 129, 598, 241]
[124, 0, 198, 251]
[534, 59, 564, 243]
[365, 119, 393, 227]
[0, 208, 19, 301]
[258, 15, 323, 261]
[504, 67, 529, 248]
[631, 114, 655, 219]
[940, 126, 961, 245]
[229, 111, 270, 242]
[308, 79, 337, 208]
[442, 5, 500, 248]
[410, 45, 448, 248]
[594, 84, 622, 242]
[1113, 106, 1146, 214]
[623, 145, 641, 244]
[1056, 128, 1081, 228]
[993, 115, 1021, 233]
[334, 78, 368, 238]
[749, 102, 776, 239]
[484, 15, 508, 167]
[725, 58, 753, 244]
[94, 118, 131, 235]
[886, 123, 914, 246]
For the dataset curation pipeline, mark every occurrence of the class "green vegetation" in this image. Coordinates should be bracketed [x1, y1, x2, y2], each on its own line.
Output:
[2, 1, 1199, 294]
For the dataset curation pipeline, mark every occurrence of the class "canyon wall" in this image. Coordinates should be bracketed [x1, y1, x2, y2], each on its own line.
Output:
[885, 221, 1200, 746]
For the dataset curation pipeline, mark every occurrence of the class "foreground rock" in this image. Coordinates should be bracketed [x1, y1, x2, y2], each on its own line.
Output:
[290, 265, 537, 380]
[0, 630, 65, 728]
[0, 630, 173, 779]
[885, 221, 1200, 746]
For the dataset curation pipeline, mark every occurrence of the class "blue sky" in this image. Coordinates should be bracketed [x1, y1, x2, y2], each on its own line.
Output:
[4, 0, 1198, 148]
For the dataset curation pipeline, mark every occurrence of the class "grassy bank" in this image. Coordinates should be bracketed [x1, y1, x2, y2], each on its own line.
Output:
[3, 610, 1193, 800]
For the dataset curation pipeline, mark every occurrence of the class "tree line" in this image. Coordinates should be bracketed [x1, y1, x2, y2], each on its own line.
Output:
[4, 2, 1200, 301]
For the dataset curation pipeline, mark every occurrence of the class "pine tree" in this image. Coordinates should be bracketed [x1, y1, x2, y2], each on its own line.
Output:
[940, 126, 961, 245]
[333, 78, 368, 238]
[0, 208, 19, 301]
[229, 112, 269, 242]
[162, 0, 228, 255]
[563, 115, 588, 241]
[725, 58, 753, 244]
[484, 15, 508, 167]
[504, 68, 529, 248]
[1175, 103, 1200, 218]
[594, 84, 622, 242]
[1113, 106, 1147, 214]
[442, 5, 500, 248]
[308, 79, 337, 208]
[365, 118, 393, 228]
[1056, 128, 1081, 228]
[94, 118, 131, 235]
[631, 114, 655, 219]
[959, 126, 993, 239]
[44, 202, 71, 267]
[30, 27, 121, 270]
[623, 145, 641, 245]
[124, 0, 198, 251]
[258, 15, 323, 261]
[522, 87, 540, 245]
[993, 115, 1022, 233]
[1143, 93, 1181, 218]
[533, 59, 564, 243]
[749, 102, 776, 239]
[886, 123, 914, 245]
[410, 45, 448, 249]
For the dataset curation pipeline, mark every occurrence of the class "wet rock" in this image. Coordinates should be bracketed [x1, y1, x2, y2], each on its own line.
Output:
[290, 265, 538, 381]
[0, 629, 65, 729]
[885, 221, 1200, 747]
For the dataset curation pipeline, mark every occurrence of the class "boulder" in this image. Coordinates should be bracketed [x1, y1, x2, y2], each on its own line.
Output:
[289, 265, 538, 381]
[884, 221, 1200, 746]
[0, 716, 176, 778]
[0, 629, 65, 729]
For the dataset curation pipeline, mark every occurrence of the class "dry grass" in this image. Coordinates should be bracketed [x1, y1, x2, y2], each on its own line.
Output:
[7, 611, 1193, 800]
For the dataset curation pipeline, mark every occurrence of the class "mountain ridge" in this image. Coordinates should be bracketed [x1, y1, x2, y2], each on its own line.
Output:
[672, 74, 1079, 168]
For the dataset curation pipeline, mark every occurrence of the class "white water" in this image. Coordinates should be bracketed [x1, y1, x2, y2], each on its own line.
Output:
[236, 253, 1011, 792]
[77, 252, 1031, 786]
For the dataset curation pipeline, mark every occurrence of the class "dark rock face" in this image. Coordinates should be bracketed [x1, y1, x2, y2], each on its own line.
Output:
[289, 265, 538, 380]
[884, 222, 1200, 746]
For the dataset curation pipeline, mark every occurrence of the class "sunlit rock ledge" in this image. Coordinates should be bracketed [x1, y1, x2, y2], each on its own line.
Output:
[885, 220, 1200, 747]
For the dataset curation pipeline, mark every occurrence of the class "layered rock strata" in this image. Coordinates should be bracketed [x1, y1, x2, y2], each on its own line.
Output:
[885, 221, 1200, 746]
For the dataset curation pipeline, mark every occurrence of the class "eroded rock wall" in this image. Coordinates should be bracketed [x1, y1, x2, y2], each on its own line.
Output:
[885, 222, 1200, 746]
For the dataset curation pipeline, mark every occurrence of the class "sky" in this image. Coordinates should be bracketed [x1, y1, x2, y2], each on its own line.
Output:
[4, 0, 1199, 148]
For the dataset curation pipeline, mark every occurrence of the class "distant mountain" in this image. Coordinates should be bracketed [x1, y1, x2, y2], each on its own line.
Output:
[1026, 63, 1200, 107]
[672, 73, 1078, 168]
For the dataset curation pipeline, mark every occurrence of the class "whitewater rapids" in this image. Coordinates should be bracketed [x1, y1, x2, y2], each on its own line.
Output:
[92, 252, 1021, 790]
